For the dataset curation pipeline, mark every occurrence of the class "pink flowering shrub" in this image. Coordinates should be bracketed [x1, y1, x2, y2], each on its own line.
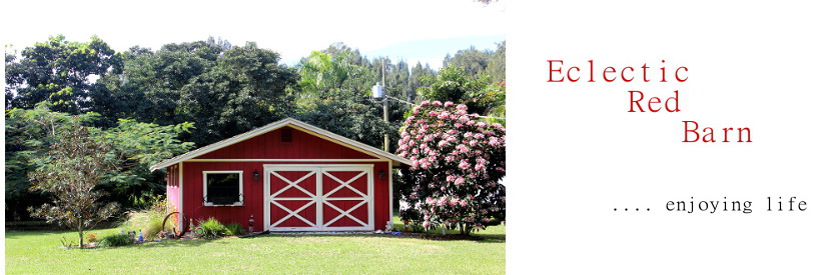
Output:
[397, 101, 506, 235]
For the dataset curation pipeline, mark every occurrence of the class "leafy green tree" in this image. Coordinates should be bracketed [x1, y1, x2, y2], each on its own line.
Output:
[28, 120, 120, 248]
[417, 66, 505, 119]
[409, 62, 436, 101]
[97, 39, 298, 146]
[485, 41, 506, 83]
[5, 103, 100, 220]
[99, 119, 195, 203]
[5, 35, 121, 114]
[6, 103, 195, 219]
[178, 42, 298, 145]
[94, 42, 222, 127]
[443, 46, 492, 77]
[296, 44, 414, 150]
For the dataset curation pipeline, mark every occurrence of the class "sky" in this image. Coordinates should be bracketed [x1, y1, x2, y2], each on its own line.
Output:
[2, 0, 505, 69]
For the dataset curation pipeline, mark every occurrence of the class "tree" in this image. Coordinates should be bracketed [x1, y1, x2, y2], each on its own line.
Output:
[396, 100, 506, 235]
[296, 44, 398, 149]
[6, 103, 195, 219]
[5, 35, 121, 114]
[28, 121, 120, 248]
[98, 119, 195, 203]
[443, 46, 491, 77]
[178, 42, 298, 146]
[97, 39, 299, 146]
[5, 103, 100, 221]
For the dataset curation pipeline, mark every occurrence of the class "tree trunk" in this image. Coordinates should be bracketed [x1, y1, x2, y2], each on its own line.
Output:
[462, 224, 472, 236]
[78, 228, 84, 248]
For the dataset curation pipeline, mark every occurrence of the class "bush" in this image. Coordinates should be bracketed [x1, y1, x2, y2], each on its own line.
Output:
[98, 233, 132, 247]
[225, 223, 246, 236]
[199, 218, 226, 239]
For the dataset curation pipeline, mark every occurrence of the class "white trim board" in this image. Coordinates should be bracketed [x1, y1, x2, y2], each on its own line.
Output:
[149, 118, 411, 171]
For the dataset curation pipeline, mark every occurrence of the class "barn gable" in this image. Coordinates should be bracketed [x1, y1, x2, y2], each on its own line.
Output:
[150, 118, 411, 171]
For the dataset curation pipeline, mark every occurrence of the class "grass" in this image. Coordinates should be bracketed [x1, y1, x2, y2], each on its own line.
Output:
[5, 222, 505, 274]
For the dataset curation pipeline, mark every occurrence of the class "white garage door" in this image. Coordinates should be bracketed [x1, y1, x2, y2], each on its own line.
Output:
[263, 164, 373, 231]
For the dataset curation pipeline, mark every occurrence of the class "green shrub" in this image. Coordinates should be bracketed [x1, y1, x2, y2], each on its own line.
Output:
[98, 233, 132, 247]
[225, 223, 246, 236]
[199, 218, 226, 239]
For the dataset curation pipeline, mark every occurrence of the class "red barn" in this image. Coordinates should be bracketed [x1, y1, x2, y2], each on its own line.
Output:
[150, 118, 411, 232]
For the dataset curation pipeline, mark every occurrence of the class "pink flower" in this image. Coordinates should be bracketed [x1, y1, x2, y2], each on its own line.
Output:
[474, 133, 485, 139]
[429, 111, 439, 117]
[454, 123, 462, 128]
[438, 111, 450, 119]
[476, 122, 487, 128]
[457, 104, 468, 111]
[458, 160, 470, 170]
[469, 140, 478, 146]
[459, 116, 470, 123]
[421, 100, 430, 106]
[488, 137, 500, 146]
[454, 176, 465, 185]
[460, 200, 468, 207]
[438, 140, 449, 147]
[444, 101, 454, 107]
[432, 101, 442, 106]
[423, 221, 430, 228]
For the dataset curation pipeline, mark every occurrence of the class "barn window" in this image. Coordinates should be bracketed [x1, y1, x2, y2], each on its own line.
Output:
[203, 171, 244, 206]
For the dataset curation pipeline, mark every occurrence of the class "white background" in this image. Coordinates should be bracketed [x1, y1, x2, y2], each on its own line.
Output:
[507, 1, 820, 274]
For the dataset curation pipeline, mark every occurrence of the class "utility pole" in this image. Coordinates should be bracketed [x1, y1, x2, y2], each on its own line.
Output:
[382, 61, 389, 152]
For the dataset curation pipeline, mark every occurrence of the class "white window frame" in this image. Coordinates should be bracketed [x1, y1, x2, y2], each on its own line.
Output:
[202, 170, 244, 206]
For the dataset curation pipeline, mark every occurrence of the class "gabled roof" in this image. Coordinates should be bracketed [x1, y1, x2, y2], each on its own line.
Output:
[149, 118, 411, 171]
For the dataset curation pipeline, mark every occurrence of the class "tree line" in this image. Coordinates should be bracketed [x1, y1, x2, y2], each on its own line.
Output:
[4, 35, 505, 221]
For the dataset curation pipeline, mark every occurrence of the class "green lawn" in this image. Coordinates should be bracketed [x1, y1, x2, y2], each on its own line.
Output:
[5, 224, 505, 274]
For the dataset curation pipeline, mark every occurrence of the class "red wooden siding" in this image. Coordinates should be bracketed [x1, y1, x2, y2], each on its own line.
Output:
[180, 161, 391, 231]
[198, 126, 375, 160]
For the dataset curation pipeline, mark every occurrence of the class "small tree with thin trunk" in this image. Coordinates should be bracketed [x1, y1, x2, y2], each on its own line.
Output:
[28, 122, 120, 248]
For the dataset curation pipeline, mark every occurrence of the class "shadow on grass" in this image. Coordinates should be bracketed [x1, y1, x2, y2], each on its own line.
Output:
[241, 232, 506, 244]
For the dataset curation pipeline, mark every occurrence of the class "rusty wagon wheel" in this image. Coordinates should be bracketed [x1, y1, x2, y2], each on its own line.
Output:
[161, 212, 190, 238]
